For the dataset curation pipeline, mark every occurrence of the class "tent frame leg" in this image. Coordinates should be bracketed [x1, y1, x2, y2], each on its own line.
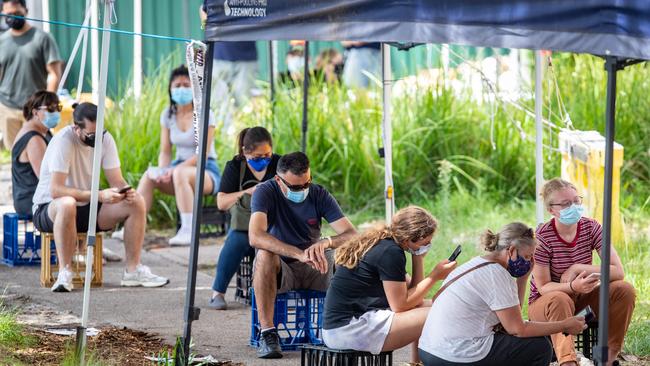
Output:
[301, 41, 310, 153]
[594, 55, 643, 366]
[178, 41, 215, 365]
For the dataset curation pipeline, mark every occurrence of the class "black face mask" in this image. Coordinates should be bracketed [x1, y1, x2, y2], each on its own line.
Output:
[5, 14, 26, 30]
[81, 130, 106, 148]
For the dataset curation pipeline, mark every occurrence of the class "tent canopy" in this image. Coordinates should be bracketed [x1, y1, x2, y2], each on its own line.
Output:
[205, 0, 650, 60]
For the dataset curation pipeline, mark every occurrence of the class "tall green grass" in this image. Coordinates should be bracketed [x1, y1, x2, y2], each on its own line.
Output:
[106, 52, 650, 228]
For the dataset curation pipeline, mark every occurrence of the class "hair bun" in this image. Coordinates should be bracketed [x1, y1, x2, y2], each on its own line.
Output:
[72, 102, 79, 109]
[480, 229, 499, 252]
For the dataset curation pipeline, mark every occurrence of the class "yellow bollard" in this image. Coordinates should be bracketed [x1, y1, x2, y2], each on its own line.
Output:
[559, 130, 625, 246]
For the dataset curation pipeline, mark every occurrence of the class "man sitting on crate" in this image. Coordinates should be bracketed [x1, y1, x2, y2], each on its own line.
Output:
[32, 102, 169, 292]
[249, 151, 357, 359]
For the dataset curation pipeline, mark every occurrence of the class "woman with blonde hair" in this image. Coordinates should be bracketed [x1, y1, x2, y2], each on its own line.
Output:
[418, 222, 585, 366]
[323, 206, 456, 362]
[528, 178, 636, 366]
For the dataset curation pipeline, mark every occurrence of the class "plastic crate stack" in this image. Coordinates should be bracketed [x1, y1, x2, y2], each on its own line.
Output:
[250, 289, 326, 351]
[2, 213, 54, 266]
[235, 253, 254, 305]
[301, 345, 393, 366]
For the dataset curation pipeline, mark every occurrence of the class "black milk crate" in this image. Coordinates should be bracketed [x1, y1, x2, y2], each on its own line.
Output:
[235, 253, 254, 305]
[301, 345, 393, 366]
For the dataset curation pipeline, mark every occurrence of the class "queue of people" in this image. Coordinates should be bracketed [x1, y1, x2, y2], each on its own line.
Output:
[2, 7, 635, 360]
[6, 80, 637, 364]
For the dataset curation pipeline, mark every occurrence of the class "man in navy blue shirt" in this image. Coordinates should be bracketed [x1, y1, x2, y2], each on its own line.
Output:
[249, 152, 357, 359]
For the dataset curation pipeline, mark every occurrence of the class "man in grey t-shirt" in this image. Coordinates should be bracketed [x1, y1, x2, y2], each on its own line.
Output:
[0, 0, 62, 149]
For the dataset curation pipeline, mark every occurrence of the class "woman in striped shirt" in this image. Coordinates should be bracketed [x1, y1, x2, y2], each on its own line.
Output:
[528, 178, 636, 366]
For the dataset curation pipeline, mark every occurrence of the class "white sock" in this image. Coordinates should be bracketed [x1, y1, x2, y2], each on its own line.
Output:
[180, 213, 193, 232]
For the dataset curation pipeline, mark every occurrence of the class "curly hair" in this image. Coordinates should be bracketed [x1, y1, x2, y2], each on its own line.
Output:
[335, 206, 437, 269]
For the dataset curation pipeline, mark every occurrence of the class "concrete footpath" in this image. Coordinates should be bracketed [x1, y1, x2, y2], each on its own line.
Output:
[0, 235, 412, 365]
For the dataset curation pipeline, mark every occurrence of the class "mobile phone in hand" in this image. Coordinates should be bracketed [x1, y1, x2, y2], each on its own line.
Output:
[118, 185, 132, 194]
[576, 305, 596, 323]
[586, 272, 601, 281]
[449, 245, 462, 261]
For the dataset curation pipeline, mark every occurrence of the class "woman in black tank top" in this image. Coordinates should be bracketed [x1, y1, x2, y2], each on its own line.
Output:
[11, 91, 59, 215]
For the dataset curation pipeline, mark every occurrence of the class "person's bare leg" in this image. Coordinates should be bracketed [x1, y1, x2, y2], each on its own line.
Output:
[48, 196, 78, 271]
[137, 174, 174, 212]
[98, 193, 147, 271]
[382, 307, 430, 361]
[253, 249, 280, 329]
[172, 166, 214, 213]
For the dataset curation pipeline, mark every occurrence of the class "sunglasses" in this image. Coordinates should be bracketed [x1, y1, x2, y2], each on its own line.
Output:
[277, 174, 311, 192]
[38, 104, 63, 113]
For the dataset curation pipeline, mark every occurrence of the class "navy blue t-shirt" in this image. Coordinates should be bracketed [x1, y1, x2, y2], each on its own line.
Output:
[214, 41, 258, 62]
[251, 180, 344, 253]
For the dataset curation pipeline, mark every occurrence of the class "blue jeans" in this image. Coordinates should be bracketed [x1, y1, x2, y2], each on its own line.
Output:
[212, 229, 255, 294]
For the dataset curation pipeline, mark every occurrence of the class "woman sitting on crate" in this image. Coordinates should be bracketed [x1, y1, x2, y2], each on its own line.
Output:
[528, 178, 636, 366]
[322, 206, 456, 363]
[418, 222, 586, 366]
[11, 90, 58, 216]
[112, 65, 221, 246]
[207, 126, 280, 310]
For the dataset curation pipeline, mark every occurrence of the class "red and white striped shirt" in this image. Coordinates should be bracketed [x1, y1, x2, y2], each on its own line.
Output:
[528, 217, 602, 304]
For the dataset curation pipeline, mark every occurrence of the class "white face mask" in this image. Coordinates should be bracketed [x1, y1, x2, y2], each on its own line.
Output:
[407, 243, 432, 256]
[287, 56, 305, 73]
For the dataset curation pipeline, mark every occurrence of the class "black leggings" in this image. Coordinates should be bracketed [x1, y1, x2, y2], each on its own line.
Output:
[419, 333, 553, 366]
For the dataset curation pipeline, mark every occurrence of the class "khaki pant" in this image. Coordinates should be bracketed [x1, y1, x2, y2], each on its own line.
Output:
[0, 102, 24, 150]
[528, 280, 636, 364]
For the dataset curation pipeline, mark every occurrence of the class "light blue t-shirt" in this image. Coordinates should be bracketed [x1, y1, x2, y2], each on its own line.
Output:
[160, 108, 216, 161]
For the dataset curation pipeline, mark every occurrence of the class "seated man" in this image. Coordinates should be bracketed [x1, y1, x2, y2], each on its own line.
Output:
[249, 151, 357, 359]
[32, 102, 169, 292]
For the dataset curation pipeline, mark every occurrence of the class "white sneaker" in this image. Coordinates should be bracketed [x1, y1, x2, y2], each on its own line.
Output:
[120, 264, 169, 288]
[102, 247, 122, 262]
[111, 228, 124, 241]
[51, 268, 74, 292]
[168, 229, 192, 246]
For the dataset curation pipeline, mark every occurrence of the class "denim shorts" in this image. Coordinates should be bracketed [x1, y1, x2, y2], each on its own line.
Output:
[172, 157, 221, 195]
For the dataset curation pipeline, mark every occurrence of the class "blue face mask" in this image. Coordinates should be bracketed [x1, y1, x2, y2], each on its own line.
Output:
[285, 186, 309, 203]
[507, 250, 532, 278]
[247, 157, 271, 172]
[407, 243, 431, 256]
[559, 204, 584, 225]
[171, 87, 193, 106]
[42, 111, 61, 129]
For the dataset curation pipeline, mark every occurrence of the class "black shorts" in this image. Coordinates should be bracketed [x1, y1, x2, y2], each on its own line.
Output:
[33, 201, 105, 233]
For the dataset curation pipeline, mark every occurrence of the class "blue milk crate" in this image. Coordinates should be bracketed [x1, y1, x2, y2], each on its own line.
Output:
[2, 213, 54, 266]
[250, 289, 326, 351]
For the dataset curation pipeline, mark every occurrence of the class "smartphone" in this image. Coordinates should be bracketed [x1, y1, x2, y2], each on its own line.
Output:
[586, 272, 601, 281]
[118, 185, 132, 194]
[577, 305, 596, 323]
[448, 245, 462, 261]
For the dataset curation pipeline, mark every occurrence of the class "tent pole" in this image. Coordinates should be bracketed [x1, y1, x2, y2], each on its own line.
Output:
[382, 43, 394, 224]
[534, 51, 544, 226]
[595, 55, 618, 366]
[76, 0, 112, 364]
[301, 41, 309, 153]
[180, 41, 215, 363]
[268, 41, 275, 105]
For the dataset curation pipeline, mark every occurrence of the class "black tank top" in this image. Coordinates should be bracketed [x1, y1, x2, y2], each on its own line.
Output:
[11, 130, 50, 215]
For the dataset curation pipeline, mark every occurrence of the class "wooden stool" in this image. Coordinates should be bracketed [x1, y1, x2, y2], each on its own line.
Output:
[40, 233, 103, 287]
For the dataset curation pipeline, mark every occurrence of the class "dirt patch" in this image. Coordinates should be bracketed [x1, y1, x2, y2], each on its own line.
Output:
[5, 326, 242, 365]
[5, 326, 163, 365]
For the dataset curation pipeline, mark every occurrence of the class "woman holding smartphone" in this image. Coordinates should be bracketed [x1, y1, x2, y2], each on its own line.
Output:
[323, 206, 456, 364]
[418, 222, 586, 366]
[528, 178, 636, 366]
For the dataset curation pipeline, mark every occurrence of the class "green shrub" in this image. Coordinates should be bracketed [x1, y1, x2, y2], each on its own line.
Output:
[106, 52, 650, 227]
